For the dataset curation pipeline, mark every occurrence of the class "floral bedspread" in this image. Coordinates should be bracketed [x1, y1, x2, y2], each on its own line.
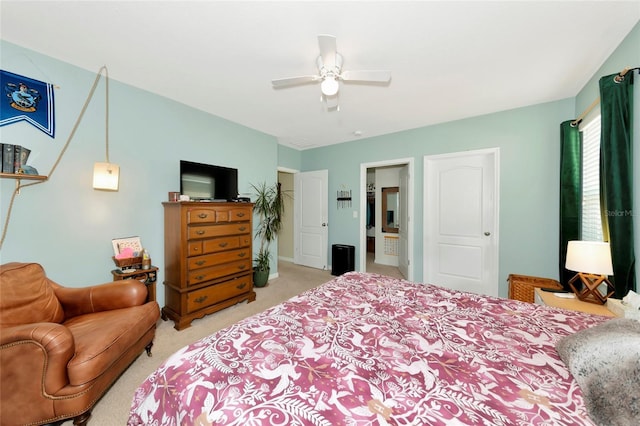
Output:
[128, 272, 607, 425]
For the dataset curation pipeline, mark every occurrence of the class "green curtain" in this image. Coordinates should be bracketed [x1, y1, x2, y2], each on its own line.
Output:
[559, 120, 582, 289]
[599, 72, 636, 297]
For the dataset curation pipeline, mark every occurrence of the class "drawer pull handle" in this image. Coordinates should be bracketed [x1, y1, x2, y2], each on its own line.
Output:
[194, 295, 208, 304]
[238, 252, 246, 258]
[196, 260, 206, 266]
[196, 230, 205, 235]
[195, 275, 205, 281]
[198, 213, 208, 219]
[237, 212, 245, 217]
[238, 265, 246, 270]
[238, 226, 247, 231]
[219, 242, 228, 248]
[236, 283, 247, 290]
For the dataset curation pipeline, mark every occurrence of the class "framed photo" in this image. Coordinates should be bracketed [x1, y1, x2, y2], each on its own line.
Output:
[112, 236, 142, 257]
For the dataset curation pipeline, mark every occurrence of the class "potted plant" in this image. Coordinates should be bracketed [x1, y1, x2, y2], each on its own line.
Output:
[251, 181, 285, 287]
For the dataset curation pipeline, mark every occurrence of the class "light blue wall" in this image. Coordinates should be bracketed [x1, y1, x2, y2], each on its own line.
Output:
[0, 41, 278, 308]
[301, 100, 573, 296]
[277, 144, 302, 172]
[575, 22, 639, 115]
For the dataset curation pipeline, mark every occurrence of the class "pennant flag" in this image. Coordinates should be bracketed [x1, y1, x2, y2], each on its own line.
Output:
[1, 70, 55, 138]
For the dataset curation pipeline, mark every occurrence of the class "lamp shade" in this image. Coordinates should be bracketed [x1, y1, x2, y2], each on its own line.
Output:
[93, 162, 119, 191]
[565, 240, 613, 275]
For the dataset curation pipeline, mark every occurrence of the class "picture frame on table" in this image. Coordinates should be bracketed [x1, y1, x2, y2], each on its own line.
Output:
[112, 236, 142, 257]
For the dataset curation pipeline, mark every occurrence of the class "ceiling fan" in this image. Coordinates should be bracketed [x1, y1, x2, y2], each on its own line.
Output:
[271, 34, 391, 109]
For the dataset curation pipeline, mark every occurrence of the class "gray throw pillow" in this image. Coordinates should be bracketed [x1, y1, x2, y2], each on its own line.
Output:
[556, 318, 640, 426]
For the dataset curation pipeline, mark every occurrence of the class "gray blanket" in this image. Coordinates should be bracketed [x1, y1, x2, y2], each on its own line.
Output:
[556, 318, 640, 426]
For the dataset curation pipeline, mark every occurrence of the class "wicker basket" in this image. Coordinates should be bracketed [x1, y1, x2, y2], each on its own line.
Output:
[508, 274, 563, 303]
[112, 256, 142, 269]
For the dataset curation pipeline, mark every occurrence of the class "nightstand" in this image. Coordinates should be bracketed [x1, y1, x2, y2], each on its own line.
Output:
[534, 288, 615, 316]
[111, 266, 158, 303]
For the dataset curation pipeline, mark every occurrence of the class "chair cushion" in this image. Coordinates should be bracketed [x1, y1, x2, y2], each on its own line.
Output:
[64, 302, 159, 385]
[0, 262, 64, 326]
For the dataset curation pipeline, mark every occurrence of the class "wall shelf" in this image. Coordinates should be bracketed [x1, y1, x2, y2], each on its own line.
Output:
[0, 173, 48, 193]
[0, 173, 47, 181]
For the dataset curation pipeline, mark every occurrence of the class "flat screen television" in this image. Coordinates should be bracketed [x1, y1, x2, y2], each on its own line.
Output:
[180, 160, 238, 201]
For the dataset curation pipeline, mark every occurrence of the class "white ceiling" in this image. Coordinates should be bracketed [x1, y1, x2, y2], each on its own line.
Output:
[2, 1, 639, 150]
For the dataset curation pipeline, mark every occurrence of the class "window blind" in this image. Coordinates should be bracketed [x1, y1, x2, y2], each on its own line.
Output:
[580, 116, 603, 241]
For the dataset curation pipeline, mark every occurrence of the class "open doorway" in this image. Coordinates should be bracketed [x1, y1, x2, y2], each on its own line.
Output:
[277, 170, 295, 264]
[360, 158, 414, 281]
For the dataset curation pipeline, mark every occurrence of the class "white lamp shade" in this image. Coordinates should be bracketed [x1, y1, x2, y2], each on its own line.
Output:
[565, 240, 613, 275]
[320, 77, 339, 96]
[93, 162, 119, 191]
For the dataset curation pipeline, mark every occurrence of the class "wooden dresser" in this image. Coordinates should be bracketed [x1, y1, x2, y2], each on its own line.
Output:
[162, 202, 255, 330]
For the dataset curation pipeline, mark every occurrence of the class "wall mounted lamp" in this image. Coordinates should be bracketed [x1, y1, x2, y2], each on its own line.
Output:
[92, 66, 119, 191]
[93, 162, 119, 190]
[565, 240, 615, 304]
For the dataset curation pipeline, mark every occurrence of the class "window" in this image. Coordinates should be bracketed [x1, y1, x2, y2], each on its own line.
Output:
[580, 115, 604, 241]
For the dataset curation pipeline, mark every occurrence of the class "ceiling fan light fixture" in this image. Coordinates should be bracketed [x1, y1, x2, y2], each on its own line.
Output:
[320, 77, 339, 96]
[272, 35, 390, 110]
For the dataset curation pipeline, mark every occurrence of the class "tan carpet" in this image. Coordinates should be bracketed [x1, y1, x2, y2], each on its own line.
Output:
[82, 260, 402, 425]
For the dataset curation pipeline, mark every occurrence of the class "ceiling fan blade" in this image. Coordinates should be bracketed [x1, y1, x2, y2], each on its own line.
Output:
[272, 75, 320, 88]
[341, 70, 391, 83]
[318, 34, 337, 70]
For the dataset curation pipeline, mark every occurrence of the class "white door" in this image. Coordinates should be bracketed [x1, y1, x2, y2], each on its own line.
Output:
[294, 170, 328, 269]
[398, 165, 409, 278]
[423, 149, 499, 296]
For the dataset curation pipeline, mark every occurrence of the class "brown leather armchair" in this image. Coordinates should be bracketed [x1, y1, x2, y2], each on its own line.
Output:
[0, 262, 160, 426]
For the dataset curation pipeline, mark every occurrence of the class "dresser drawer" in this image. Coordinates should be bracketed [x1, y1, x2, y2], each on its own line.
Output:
[187, 259, 252, 285]
[188, 248, 251, 270]
[188, 234, 250, 255]
[188, 241, 202, 256]
[186, 275, 252, 313]
[187, 206, 252, 225]
[188, 223, 251, 239]
[187, 209, 219, 224]
[201, 236, 243, 254]
[229, 207, 251, 221]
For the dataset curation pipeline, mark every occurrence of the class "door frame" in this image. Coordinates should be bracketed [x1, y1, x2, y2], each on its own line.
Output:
[359, 158, 415, 281]
[274, 166, 299, 279]
[422, 148, 500, 294]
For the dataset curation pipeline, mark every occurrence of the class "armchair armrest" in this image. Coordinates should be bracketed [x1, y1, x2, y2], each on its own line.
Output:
[54, 280, 148, 318]
[1, 323, 75, 394]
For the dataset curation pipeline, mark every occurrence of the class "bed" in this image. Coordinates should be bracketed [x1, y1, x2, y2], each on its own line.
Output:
[128, 272, 615, 425]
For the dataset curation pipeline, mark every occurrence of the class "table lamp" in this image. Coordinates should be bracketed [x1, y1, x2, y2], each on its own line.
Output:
[565, 240, 615, 304]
